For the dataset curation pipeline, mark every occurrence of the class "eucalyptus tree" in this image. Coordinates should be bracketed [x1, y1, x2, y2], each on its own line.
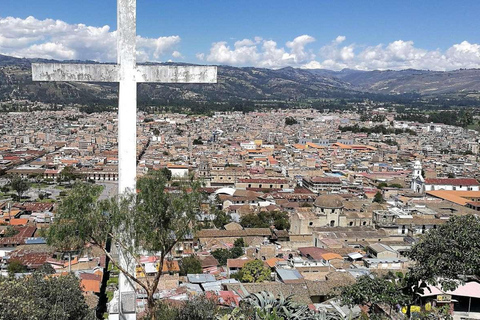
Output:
[47, 170, 205, 316]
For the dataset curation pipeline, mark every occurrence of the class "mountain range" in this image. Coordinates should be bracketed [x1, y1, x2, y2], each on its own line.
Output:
[1, 54, 479, 108]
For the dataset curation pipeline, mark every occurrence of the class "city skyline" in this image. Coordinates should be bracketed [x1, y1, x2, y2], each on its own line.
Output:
[1, 0, 480, 70]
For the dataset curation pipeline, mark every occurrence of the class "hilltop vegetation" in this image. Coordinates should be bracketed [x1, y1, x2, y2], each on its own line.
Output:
[1, 54, 480, 114]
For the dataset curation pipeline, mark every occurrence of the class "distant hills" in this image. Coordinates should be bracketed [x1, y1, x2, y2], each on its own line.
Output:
[312, 68, 480, 96]
[1, 54, 479, 109]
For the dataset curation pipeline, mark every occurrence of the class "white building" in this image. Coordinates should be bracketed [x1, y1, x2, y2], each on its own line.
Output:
[167, 165, 189, 178]
[424, 178, 480, 191]
[410, 160, 425, 193]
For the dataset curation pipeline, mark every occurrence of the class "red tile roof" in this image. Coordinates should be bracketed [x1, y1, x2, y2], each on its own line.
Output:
[227, 258, 254, 269]
[9, 250, 51, 269]
[80, 273, 102, 293]
[298, 247, 329, 261]
[238, 178, 288, 184]
[425, 178, 479, 186]
[9, 218, 29, 226]
[308, 177, 341, 184]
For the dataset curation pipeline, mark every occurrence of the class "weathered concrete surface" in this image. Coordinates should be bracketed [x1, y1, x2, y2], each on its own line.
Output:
[136, 65, 217, 83]
[116, 1, 138, 318]
[32, 63, 118, 82]
[33, 63, 217, 84]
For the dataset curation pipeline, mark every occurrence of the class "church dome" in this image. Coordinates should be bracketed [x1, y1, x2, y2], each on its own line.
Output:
[314, 194, 344, 208]
[250, 165, 265, 175]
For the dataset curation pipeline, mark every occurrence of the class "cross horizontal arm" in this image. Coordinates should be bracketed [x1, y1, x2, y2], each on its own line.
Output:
[136, 65, 217, 83]
[32, 63, 119, 82]
[32, 63, 218, 84]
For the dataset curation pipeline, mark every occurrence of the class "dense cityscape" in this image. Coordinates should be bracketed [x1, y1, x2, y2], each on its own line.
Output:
[2, 0, 480, 319]
[1, 104, 480, 319]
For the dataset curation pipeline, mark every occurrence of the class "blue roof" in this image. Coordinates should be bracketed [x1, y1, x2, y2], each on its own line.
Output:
[24, 237, 47, 244]
[276, 268, 303, 281]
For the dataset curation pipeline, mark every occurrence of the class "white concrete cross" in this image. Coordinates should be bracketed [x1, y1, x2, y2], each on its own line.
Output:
[32, 0, 217, 318]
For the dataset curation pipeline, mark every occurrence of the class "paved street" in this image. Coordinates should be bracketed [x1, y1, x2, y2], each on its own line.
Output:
[98, 181, 118, 201]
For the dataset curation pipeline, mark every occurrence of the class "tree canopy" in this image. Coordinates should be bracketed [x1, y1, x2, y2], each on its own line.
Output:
[59, 166, 80, 185]
[234, 259, 270, 283]
[284, 116, 298, 126]
[373, 191, 385, 203]
[408, 214, 480, 291]
[340, 274, 409, 316]
[10, 176, 29, 199]
[46, 170, 205, 315]
[0, 272, 92, 320]
[240, 211, 290, 230]
[179, 255, 202, 276]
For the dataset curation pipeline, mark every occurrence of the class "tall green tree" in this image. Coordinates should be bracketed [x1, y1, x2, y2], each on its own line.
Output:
[212, 208, 232, 228]
[179, 255, 202, 276]
[234, 238, 245, 248]
[408, 214, 480, 291]
[59, 166, 80, 185]
[10, 176, 29, 200]
[0, 272, 92, 320]
[212, 248, 232, 266]
[46, 170, 205, 316]
[373, 191, 385, 203]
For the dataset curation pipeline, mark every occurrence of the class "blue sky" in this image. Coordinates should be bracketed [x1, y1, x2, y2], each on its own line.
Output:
[1, 0, 480, 70]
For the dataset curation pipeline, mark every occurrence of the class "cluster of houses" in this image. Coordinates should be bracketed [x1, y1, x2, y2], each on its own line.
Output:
[1, 108, 480, 317]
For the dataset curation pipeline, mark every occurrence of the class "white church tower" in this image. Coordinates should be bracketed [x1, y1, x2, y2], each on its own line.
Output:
[411, 160, 424, 193]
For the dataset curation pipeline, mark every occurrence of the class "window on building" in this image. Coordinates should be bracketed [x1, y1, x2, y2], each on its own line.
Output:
[330, 220, 335, 227]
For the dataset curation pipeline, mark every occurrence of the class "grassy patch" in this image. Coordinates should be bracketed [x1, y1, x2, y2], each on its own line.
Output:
[107, 277, 119, 286]
[30, 183, 50, 189]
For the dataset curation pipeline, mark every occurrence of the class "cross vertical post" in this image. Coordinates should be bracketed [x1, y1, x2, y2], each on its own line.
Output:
[117, 0, 137, 195]
[116, 1, 138, 318]
[31, 0, 217, 317]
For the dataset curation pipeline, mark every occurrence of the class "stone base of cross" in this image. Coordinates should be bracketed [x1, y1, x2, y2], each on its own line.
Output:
[32, 0, 217, 319]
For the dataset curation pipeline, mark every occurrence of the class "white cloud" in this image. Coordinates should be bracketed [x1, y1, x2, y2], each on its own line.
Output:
[0, 16, 181, 62]
[2, 16, 480, 71]
[171, 51, 183, 58]
[203, 35, 317, 69]
[303, 37, 480, 71]
[201, 34, 480, 71]
[335, 36, 346, 44]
